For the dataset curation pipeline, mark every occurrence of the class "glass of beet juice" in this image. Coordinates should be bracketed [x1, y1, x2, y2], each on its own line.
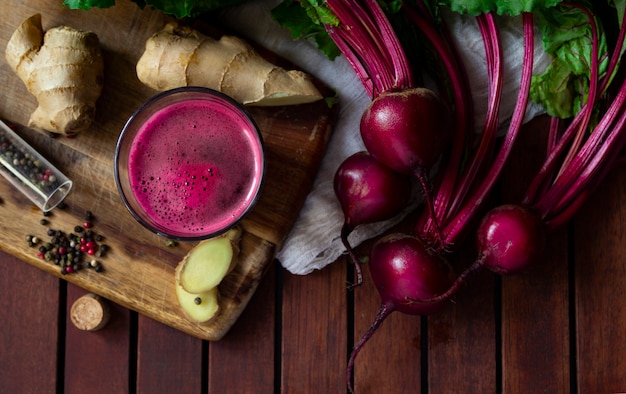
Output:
[115, 87, 264, 241]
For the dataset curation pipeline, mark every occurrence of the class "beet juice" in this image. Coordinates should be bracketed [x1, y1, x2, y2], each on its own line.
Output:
[117, 89, 264, 240]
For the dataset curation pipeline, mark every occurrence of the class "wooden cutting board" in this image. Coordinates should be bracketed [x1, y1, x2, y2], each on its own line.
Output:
[0, 0, 336, 340]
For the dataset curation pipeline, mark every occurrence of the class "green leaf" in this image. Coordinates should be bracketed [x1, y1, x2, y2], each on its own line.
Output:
[62, 0, 115, 10]
[434, 0, 564, 16]
[530, 3, 609, 118]
[141, 0, 248, 18]
[271, 0, 341, 59]
[63, 0, 248, 17]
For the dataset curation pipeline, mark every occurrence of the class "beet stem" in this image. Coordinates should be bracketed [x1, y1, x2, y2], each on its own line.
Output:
[404, 3, 473, 240]
[341, 223, 364, 288]
[442, 13, 535, 247]
[555, 3, 600, 176]
[408, 257, 485, 304]
[346, 303, 394, 394]
[443, 14, 502, 224]
[414, 168, 443, 246]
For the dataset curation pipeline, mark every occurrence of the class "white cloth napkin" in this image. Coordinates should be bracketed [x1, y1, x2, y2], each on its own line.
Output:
[221, 0, 551, 275]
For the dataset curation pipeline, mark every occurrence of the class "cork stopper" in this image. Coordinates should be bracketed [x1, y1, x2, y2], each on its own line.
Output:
[70, 293, 111, 331]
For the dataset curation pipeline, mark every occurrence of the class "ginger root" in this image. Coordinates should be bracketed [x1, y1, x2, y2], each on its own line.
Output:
[5, 14, 104, 135]
[174, 227, 242, 324]
[136, 22, 323, 106]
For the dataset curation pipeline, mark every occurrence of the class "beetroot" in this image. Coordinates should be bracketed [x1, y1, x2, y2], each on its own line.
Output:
[360, 88, 451, 174]
[347, 233, 454, 393]
[477, 204, 546, 275]
[334, 152, 413, 285]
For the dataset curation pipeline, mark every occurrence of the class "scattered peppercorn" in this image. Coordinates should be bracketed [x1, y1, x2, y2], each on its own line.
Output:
[194, 297, 202, 305]
[27, 209, 109, 276]
[40, 218, 48, 225]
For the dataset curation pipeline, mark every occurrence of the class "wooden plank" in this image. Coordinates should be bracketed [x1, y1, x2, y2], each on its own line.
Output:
[0, 0, 336, 341]
[501, 229, 570, 391]
[354, 261, 423, 394]
[428, 246, 497, 393]
[574, 168, 626, 391]
[499, 115, 571, 391]
[136, 316, 203, 393]
[0, 251, 60, 392]
[208, 263, 277, 393]
[64, 284, 131, 393]
[281, 260, 347, 393]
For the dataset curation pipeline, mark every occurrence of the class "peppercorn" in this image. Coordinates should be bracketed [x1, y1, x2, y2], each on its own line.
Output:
[74, 225, 83, 233]
[194, 297, 202, 305]
[40, 218, 48, 225]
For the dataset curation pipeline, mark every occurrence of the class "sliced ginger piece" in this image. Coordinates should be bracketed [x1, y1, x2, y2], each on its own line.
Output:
[136, 22, 323, 106]
[175, 226, 242, 294]
[175, 284, 219, 324]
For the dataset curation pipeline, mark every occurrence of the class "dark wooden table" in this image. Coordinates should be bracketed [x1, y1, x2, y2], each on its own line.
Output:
[2, 115, 626, 393]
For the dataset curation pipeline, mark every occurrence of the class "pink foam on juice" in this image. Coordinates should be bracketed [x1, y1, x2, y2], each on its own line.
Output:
[128, 99, 263, 237]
